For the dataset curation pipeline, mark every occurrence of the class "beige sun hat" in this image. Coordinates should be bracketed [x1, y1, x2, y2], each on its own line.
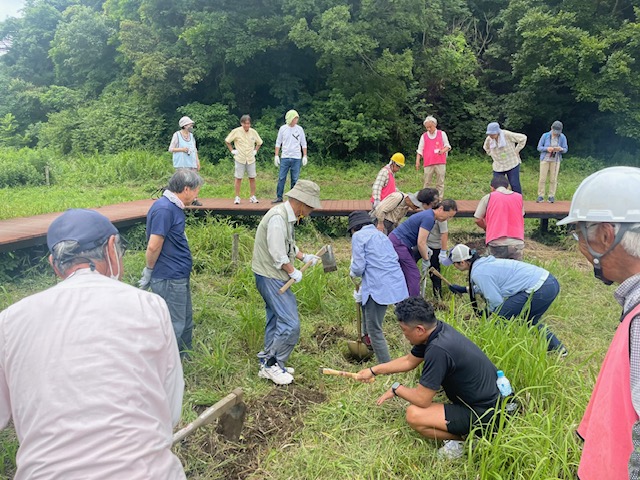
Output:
[286, 180, 321, 209]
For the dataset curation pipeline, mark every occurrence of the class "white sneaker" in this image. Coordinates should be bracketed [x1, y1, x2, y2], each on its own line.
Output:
[258, 364, 294, 385]
[437, 440, 465, 459]
[234, 196, 240, 204]
[259, 362, 294, 374]
[249, 195, 259, 203]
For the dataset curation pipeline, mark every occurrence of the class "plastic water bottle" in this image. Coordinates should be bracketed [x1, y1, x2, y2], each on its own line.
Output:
[496, 370, 518, 414]
[496, 370, 512, 396]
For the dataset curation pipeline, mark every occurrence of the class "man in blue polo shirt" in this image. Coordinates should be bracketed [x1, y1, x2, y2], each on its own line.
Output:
[139, 169, 204, 358]
[389, 200, 458, 296]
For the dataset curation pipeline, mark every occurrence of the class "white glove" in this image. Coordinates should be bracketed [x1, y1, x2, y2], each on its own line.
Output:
[231, 149, 238, 156]
[274, 155, 280, 167]
[353, 289, 362, 303]
[138, 267, 153, 289]
[427, 248, 433, 259]
[302, 253, 320, 266]
[288, 268, 303, 283]
[302, 156, 308, 166]
[372, 199, 380, 209]
[252, 150, 257, 157]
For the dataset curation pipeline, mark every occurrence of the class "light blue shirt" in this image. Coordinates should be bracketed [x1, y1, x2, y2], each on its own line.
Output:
[470, 256, 549, 311]
[350, 225, 409, 306]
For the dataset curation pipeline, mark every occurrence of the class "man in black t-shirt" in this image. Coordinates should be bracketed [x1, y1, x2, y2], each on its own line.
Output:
[356, 296, 500, 459]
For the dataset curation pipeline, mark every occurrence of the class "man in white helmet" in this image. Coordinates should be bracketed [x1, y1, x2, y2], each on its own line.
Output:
[557, 166, 640, 480]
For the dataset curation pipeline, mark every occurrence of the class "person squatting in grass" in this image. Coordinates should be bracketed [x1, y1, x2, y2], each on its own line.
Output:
[225, 114, 264, 205]
[273, 110, 307, 204]
[139, 168, 204, 359]
[373, 188, 439, 235]
[370, 152, 405, 209]
[356, 296, 501, 460]
[388, 200, 458, 297]
[348, 211, 409, 363]
[473, 175, 525, 261]
[447, 244, 566, 354]
[557, 167, 640, 480]
[252, 180, 322, 385]
[0, 209, 185, 479]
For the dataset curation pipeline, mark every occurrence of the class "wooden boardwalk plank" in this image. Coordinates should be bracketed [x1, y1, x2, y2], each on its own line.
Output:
[0, 197, 570, 253]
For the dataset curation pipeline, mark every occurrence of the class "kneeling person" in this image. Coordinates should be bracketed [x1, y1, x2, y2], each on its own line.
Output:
[357, 297, 499, 459]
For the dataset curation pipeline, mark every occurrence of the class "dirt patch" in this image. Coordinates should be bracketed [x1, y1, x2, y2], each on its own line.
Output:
[313, 324, 347, 350]
[182, 385, 326, 479]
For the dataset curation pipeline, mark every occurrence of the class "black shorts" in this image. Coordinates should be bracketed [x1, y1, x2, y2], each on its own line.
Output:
[444, 403, 496, 436]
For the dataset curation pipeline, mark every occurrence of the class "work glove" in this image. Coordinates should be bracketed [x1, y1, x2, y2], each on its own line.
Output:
[138, 267, 153, 290]
[372, 199, 380, 209]
[288, 268, 303, 283]
[274, 155, 280, 167]
[353, 289, 362, 304]
[252, 150, 257, 157]
[449, 284, 467, 295]
[231, 149, 238, 157]
[302, 253, 320, 266]
[439, 250, 453, 266]
[302, 156, 308, 166]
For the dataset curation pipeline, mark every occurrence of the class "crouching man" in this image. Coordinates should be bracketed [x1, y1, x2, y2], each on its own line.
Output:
[357, 296, 500, 459]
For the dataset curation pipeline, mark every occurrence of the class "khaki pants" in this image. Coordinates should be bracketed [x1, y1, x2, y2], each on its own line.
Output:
[538, 161, 560, 197]
[423, 164, 446, 198]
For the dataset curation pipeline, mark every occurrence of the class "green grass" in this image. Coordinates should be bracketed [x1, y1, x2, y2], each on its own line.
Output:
[0, 153, 617, 479]
[0, 149, 605, 220]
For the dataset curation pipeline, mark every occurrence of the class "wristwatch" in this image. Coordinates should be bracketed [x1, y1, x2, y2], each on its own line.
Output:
[391, 382, 401, 396]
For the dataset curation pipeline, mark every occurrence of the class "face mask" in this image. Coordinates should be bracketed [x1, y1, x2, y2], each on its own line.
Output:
[581, 222, 629, 286]
[105, 243, 121, 280]
[187, 127, 194, 133]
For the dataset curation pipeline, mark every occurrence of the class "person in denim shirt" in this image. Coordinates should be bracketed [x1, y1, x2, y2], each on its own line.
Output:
[536, 120, 568, 203]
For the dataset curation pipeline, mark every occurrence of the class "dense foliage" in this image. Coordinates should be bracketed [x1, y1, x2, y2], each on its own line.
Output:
[1, 0, 639, 162]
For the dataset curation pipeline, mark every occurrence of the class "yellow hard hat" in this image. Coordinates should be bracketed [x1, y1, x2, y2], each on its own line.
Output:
[390, 152, 405, 167]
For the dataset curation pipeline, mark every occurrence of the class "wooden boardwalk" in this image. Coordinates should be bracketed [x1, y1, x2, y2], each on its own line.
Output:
[0, 197, 570, 253]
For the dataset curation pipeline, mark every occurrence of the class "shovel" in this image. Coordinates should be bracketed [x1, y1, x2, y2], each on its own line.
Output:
[347, 278, 372, 361]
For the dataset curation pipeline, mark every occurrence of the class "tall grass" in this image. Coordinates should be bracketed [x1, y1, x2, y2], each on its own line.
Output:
[0, 158, 619, 479]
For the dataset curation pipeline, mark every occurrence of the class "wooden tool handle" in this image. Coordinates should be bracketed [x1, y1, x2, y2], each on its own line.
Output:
[320, 368, 374, 383]
[278, 245, 329, 294]
[428, 267, 453, 286]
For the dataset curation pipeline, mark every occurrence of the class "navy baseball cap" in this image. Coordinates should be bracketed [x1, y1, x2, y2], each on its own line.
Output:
[47, 209, 118, 252]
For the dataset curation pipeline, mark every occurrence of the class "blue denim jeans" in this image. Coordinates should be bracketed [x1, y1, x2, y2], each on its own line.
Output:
[254, 273, 300, 368]
[276, 157, 301, 199]
[493, 164, 522, 194]
[362, 299, 391, 363]
[494, 275, 564, 351]
[150, 277, 193, 357]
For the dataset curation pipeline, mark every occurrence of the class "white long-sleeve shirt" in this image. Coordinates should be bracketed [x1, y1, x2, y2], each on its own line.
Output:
[0, 269, 185, 480]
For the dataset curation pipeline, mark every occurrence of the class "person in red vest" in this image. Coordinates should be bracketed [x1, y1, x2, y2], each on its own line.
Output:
[473, 175, 525, 260]
[415, 116, 451, 198]
[557, 166, 640, 480]
[371, 153, 405, 209]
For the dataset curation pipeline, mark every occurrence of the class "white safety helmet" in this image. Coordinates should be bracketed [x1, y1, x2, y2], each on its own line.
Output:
[557, 166, 640, 225]
[449, 244, 473, 263]
[179, 116, 194, 128]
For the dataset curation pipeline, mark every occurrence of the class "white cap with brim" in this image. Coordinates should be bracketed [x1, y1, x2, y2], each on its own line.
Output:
[449, 244, 473, 263]
[286, 179, 321, 209]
